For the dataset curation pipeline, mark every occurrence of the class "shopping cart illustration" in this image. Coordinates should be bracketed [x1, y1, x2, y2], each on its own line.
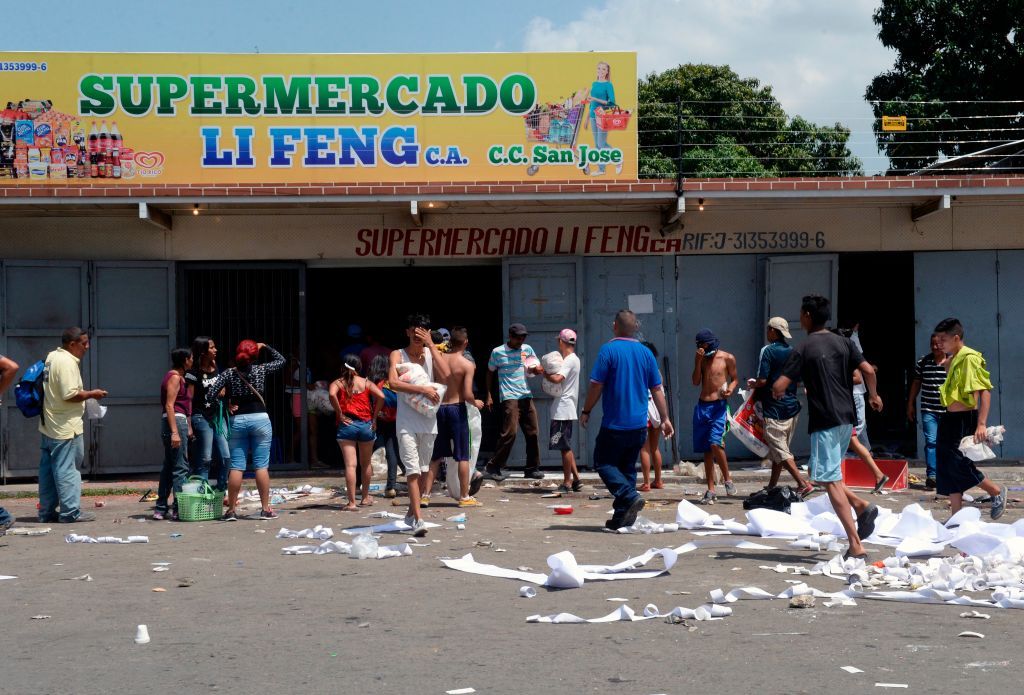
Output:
[521, 95, 588, 176]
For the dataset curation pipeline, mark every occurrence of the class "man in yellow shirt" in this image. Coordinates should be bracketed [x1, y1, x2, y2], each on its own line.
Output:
[38, 327, 108, 523]
[934, 318, 1005, 520]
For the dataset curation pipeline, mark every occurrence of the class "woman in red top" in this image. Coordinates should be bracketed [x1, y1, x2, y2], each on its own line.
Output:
[156, 347, 194, 520]
[330, 354, 386, 511]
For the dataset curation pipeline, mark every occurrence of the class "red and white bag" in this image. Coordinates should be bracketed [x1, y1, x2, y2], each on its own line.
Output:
[728, 389, 769, 458]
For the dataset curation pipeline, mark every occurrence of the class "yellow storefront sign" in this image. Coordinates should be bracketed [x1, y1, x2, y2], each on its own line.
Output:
[0, 51, 637, 184]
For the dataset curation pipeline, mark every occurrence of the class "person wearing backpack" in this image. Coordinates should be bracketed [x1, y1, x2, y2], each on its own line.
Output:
[38, 327, 108, 524]
[0, 354, 19, 535]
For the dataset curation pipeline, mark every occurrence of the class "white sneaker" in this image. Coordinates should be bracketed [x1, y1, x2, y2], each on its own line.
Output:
[724, 480, 737, 497]
[412, 519, 429, 537]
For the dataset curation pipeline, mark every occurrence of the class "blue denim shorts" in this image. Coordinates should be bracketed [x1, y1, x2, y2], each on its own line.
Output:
[336, 419, 375, 442]
[809, 424, 853, 483]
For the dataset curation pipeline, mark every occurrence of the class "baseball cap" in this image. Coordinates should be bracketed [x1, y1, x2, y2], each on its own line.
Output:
[509, 323, 528, 336]
[767, 316, 792, 340]
[558, 328, 577, 345]
[346, 323, 363, 339]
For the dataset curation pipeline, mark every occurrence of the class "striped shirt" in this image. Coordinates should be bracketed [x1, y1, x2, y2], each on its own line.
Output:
[913, 353, 947, 414]
[488, 343, 537, 401]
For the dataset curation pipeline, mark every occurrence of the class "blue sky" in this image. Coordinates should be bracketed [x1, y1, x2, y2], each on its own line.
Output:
[11, 0, 894, 173]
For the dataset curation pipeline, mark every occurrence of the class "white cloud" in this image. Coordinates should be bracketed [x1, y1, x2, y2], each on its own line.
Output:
[523, 0, 897, 173]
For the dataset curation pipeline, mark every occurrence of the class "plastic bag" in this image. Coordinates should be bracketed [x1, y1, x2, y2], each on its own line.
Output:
[958, 425, 1005, 461]
[445, 403, 484, 500]
[350, 533, 379, 560]
[396, 362, 446, 417]
[728, 389, 769, 458]
[306, 381, 333, 415]
[540, 351, 564, 397]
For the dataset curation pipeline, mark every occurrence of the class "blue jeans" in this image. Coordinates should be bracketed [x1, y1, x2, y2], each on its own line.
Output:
[373, 419, 403, 490]
[590, 114, 609, 173]
[191, 414, 230, 490]
[593, 426, 647, 522]
[158, 415, 191, 513]
[0, 505, 12, 529]
[39, 433, 84, 522]
[921, 411, 940, 479]
[229, 412, 273, 471]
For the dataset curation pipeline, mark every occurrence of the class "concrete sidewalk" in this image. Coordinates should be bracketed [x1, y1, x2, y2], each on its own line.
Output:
[3, 458, 1022, 496]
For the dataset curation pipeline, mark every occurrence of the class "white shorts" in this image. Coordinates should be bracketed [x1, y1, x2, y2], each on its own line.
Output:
[398, 432, 436, 477]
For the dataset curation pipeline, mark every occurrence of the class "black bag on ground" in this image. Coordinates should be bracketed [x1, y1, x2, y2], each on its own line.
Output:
[742, 486, 801, 513]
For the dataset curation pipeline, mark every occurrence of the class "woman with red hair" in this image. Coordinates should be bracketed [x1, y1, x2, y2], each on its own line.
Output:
[205, 340, 286, 520]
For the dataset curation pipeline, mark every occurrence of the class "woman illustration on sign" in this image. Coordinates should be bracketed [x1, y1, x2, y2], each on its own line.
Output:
[587, 61, 622, 176]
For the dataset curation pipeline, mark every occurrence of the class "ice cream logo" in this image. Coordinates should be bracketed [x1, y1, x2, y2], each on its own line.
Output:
[133, 151, 165, 177]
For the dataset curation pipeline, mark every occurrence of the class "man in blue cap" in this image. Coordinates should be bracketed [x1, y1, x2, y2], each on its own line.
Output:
[691, 328, 738, 504]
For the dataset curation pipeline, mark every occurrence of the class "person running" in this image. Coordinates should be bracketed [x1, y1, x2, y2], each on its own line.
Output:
[580, 310, 673, 531]
[544, 328, 582, 494]
[368, 354, 403, 499]
[205, 340, 286, 521]
[692, 328, 738, 504]
[388, 313, 450, 537]
[330, 354, 386, 511]
[774, 295, 881, 560]
[933, 318, 1006, 520]
[747, 318, 812, 497]
[187, 336, 230, 491]
[155, 347, 193, 521]
[907, 333, 948, 490]
[483, 323, 544, 480]
[422, 327, 485, 508]
[848, 367, 889, 493]
[638, 341, 664, 492]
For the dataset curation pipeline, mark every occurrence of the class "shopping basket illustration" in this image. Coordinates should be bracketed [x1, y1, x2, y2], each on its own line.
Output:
[521, 95, 588, 176]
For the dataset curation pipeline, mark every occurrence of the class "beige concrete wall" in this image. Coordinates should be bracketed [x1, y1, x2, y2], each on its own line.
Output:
[0, 197, 1021, 261]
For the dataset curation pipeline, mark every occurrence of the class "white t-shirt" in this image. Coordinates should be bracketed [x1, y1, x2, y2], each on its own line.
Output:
[551, 353, 580, 421]
[396, 348, 437, 434]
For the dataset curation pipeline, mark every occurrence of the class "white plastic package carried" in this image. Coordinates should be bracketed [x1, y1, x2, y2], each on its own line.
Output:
[395, 362, 446, 417]
[958, 425, 1006, 462]
[84, 398, 107, 420]
[306, 381, 333, 416]
[540, 351, 564, 397]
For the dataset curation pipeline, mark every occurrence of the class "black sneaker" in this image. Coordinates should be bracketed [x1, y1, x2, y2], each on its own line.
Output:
[469, 471, 484, 496]
[925, 477, 937, 490]
[620, 497, 646, 528]
[482, 464, 508, 482]
[856, 504, 878, 540]
[222, 511, 238, 522]
[0, 518, 13, 537]
[61, 512, 95, 523]
[571, 480, 584, 492]
[523, 469, 545, 480]
[259, 508, 278, 520]
[604, 519, 623, 532]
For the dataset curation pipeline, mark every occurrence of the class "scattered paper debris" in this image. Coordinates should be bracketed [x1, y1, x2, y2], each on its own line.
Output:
[31, 615, 51, 620]
[10, 527, 51, 536]
[841, 666, 864, 674]
[64, 574, 93, 582]
[65, 534, 148, 544]
[958, 631, 985, 638]
[151, 588, 166, 592]
[446, 689, 476, 695]
[960, 610, 991, 619]
[874, 684, 908, 689]
[527, 603, 731, 624]
[519, 586, 537, 598]
[152, 567, 169, 572]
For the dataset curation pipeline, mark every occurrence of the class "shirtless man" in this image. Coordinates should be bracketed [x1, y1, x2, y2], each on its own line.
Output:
[388, 313, 450, 537]
[422, 327, 485, 507]
[691, 328, 738, 504]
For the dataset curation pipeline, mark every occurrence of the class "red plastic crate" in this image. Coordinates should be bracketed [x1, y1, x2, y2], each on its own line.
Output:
[841, 458, 909, 491]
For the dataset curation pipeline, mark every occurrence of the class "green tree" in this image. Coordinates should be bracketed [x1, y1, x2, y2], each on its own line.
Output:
[865, 0, 1024, 174]
[639, 64, 861, 178]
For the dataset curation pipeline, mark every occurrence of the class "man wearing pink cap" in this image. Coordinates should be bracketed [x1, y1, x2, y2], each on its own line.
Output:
[543, 329, 582, 492]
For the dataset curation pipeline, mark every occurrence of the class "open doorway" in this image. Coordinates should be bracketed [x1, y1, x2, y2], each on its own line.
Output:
[305, 264, 504, 467]
[837, 252, 916, 458]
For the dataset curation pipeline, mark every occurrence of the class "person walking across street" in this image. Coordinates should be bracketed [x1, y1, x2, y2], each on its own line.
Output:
[933, 318, 1006, 520]
[692, 328, 738, 504]
[543, 328, 582, 493]
[747, 318, 812, 497]
[0, 353, 19, 535]
[388, 313, 450, 537]
[907, 333, 947, 490]
[38, 327, 108, 524]
[483, 323, 544, 481]
[580, 310, 673, 531]
[774, 296, 881, 560]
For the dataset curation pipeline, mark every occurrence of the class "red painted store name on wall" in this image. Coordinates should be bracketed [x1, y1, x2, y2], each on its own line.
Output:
[355, 225, 681, 257]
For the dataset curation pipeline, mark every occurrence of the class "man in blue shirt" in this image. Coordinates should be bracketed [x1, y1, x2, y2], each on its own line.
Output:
[483, 323, 544, 481]
[580, 310, 674, 530]
[747, 317, 811, 496]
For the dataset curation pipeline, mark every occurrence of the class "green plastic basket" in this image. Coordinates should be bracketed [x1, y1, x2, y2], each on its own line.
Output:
[176, 477, 225, 522]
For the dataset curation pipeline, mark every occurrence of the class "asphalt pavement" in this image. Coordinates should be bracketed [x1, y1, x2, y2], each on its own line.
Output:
[0, 472, 1021, 694]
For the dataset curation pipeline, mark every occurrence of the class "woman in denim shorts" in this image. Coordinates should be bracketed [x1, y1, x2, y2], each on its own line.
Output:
[330, 354, 386, 511]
